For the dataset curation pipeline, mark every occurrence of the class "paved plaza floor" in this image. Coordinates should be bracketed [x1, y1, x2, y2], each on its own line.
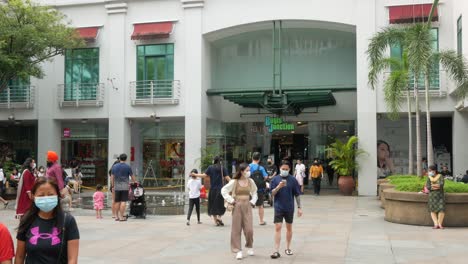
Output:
[1, 192, 467, 264]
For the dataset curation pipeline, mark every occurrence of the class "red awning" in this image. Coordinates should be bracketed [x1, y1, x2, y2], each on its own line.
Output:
[389, 4, 438, 24]
[76, 27, 99, 41]
[131, 22, 173, 40]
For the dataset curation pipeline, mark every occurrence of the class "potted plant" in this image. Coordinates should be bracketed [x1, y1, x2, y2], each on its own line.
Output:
[326, 136, 366, 196]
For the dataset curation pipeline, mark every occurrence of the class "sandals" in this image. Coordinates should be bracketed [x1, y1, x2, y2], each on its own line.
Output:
[216, 219, 224, 226]
[285, 249, 293, 256]
[260, 222, 267, 226]
[270, 252, 281, 259]
[3, 202, 8, 209]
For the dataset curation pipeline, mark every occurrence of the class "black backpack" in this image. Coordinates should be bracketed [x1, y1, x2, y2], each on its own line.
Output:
[251, 166, 266, 189]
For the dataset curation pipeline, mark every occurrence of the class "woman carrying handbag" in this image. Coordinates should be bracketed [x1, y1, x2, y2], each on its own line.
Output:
[221, 163, 258, 260]
[426, 165, 446, 229]
[191, 156, 231, 226]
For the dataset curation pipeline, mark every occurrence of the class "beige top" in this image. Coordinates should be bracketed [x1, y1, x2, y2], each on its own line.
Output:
[236, 181, 251, 196]
[221, 178, 258, 204]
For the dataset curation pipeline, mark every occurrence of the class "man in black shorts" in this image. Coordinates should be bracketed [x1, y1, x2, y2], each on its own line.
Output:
[269, 160, 302, 259]
[111, 153, 136, 221]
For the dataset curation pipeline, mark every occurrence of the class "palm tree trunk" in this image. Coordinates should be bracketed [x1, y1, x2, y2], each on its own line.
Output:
[414, 77, 422, 177]
[407, 90, 413, 174]
[425, 74, 434, 166]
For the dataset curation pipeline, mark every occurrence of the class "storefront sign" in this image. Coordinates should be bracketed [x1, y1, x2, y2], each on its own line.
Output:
[265, 117, 295, 133]
[63, 128, 71, 138]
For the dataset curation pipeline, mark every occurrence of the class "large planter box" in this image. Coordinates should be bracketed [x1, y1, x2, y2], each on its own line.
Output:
[379, 182, 394, 209]
[383, 188, 468, 227]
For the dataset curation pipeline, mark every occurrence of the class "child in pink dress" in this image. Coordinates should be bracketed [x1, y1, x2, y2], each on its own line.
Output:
[93, 184, 105, 219]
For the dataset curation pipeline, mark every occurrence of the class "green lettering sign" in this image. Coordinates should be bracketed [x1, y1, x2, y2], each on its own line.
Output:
[265, 116, 295, 133]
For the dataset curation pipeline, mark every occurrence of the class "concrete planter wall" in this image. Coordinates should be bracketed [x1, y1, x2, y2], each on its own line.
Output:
[377, 179, 389, 199]
[383, 189, 468, 227]
[379, 182, 394, 209]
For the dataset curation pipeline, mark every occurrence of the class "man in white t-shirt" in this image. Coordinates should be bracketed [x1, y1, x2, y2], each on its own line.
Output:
[294, 158, 306, 194]
[187, 169, 202, 225]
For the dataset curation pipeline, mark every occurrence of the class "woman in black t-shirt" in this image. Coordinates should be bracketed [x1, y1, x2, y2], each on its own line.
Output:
[191, 156, 230, 226]
[15, 177, 80, 264]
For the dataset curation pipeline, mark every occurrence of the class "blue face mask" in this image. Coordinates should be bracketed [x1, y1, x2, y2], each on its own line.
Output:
[35, 195, 58, 213]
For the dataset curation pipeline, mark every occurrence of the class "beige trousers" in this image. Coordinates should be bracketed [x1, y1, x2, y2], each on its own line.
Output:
[231, 198, 254, 253]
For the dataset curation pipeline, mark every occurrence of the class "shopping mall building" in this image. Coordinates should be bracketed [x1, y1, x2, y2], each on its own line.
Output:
[1, 0, 467, 195]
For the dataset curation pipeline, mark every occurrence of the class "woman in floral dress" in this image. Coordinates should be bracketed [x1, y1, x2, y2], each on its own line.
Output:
[426, 165, 445, 229]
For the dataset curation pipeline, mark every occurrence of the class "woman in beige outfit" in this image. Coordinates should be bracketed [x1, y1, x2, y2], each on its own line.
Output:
[222, 163, 258, 260]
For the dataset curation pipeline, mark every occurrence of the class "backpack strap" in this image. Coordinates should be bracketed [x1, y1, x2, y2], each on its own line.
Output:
[57, 213, 68, 264]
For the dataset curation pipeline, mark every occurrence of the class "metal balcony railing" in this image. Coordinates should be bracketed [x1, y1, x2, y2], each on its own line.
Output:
[383, 70, 449, 98]
[58, 83, 104, 107]
[129, 80, 180, 106]
[0, 85, 35, 109]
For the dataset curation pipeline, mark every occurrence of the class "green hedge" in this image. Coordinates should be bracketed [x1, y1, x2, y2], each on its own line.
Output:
[387, 175, 468, 193]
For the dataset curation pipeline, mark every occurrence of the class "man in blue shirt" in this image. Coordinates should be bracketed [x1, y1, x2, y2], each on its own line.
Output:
[249, 152, 268, 225]
[269, 160, 302, 259]
[111, 153, 136, 221]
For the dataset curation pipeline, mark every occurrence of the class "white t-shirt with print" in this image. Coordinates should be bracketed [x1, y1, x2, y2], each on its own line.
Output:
[187, 178, 202, 199]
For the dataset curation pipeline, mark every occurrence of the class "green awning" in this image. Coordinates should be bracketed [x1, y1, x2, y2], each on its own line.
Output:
[207, 89, 338, 115]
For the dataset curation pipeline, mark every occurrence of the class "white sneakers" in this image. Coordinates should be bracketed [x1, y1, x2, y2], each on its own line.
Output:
[236, 249, 254, 260]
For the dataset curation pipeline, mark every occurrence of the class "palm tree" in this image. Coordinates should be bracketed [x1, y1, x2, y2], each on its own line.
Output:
[421, 0, 468, 166]
[368, 53, 414, 174]
[367, 27, 422, 176]
[368, 0, 468, 176]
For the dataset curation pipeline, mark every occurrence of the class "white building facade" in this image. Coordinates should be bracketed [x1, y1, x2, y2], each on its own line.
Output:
[1, 0, 467, 195]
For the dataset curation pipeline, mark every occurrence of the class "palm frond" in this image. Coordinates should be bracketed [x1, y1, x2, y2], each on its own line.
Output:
[384, 70, 408, 120]
[405, 24, 433, 77]
[367, 27, 406, 89]
[437, 50, 468, 98]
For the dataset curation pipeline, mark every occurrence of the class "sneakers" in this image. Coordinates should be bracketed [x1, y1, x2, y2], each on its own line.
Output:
[247, 249, 254, 256]
[236, 252, 243, 260]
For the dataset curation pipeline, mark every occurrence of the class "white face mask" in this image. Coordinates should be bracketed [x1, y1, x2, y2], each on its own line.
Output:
[280, 170, 289, 177]
[428, 171, 435, 177]
[244, 171, 251, 178]
[32, 163, 36, 169]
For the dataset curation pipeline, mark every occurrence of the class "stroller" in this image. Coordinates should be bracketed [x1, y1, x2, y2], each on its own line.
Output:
[129, 182, 147, 219]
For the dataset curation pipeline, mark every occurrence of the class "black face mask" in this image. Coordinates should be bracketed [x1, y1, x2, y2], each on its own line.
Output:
[268, 162, 272, 165]
[47, 162, 53, 168]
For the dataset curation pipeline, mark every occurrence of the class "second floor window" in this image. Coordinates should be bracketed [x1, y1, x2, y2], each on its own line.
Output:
[390, 28, 439, 90]
[0, 78, 30, 103]
[136, 44, 174, 98]
[64, 48, 100, 101]
[137, 44, 174, 81]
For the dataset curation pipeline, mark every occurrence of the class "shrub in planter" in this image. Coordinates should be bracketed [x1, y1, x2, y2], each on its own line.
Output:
[388, 175, 468, 193]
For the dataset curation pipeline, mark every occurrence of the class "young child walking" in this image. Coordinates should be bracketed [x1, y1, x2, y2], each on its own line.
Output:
[187, 169, 202, 225]
[93, 184, 105, 219]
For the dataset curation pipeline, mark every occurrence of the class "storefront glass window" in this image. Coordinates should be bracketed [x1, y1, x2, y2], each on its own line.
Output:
[0, 124, 37, 166]
[205, 119, 355, 174]
[137, 121, 184, 187]
[61, 122, 108, 186]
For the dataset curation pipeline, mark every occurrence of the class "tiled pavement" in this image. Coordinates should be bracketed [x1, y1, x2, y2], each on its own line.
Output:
[1, 191, 467, 264]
